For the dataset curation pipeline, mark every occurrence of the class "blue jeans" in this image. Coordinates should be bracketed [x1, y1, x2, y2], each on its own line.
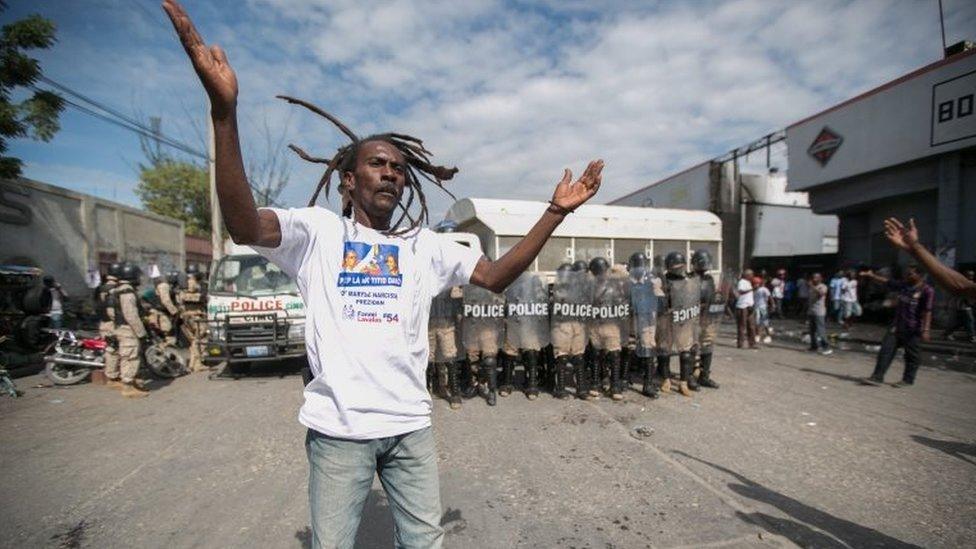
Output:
[306, 426, 443, 549]
[808, 315, 828, 350]
[49, 313, 63, 329]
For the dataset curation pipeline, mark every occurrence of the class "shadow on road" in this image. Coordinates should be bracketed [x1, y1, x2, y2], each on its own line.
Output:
[911, 435, 976, 466]
[673, 451, 922, 549]
[798, 367, 873, 384]
[294, 491, 465, 548]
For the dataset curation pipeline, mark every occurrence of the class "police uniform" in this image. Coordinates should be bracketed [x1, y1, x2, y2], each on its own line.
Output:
[693, 250, 722, 389]
[503, 273, 550, 400]
[461, 285, 505, 406]
[588, 262, 629, 400]
[660, 253, 702, 397]
[96, 274, 120, 385]
[114, 265, 149, 398]
[178, 272, 208, 372]
[627, 252, 660, 398]
[550, 264, 590, 399]
[155, 279, 180, 345]
[428, 286, 462, 409]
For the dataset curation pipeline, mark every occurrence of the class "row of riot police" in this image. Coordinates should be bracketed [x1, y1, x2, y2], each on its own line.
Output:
[426, 248, 728, 409]
[94, 263, 208, 397]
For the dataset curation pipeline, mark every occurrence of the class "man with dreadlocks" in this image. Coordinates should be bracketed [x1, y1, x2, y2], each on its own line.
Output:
[163, 2, 604, 547]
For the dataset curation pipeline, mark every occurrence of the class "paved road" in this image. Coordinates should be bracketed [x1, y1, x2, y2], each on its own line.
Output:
[2, 337, 974, 548]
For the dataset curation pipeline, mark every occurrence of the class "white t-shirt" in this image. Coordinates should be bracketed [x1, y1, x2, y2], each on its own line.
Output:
[735, 279, 754, 309]
[255, 207, 482, 440]
[841, 279, 858, 303]
[770, 278, 784, 298]
[755, 286, 770, 311]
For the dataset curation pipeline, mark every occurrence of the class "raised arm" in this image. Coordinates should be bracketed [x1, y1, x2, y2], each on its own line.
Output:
[884, 217, 976, 301]
[162, 0, 280, 247]
[469, 160, 603, 293]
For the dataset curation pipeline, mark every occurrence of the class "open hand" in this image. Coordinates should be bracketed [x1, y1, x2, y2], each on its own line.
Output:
[162, 0, 238, 117]
[551, 159, 604, 213]
[883, 217, 919, 252]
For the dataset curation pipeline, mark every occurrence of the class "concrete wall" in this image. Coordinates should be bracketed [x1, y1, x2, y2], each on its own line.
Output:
[0, 178, 184, 299]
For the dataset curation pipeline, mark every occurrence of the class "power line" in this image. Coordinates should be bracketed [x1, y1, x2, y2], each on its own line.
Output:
[33, 79, 285, 207]
[39, 75, 208, 159]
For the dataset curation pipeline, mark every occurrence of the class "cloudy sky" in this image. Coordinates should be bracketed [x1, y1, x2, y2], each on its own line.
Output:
[7, 0, 976, 221]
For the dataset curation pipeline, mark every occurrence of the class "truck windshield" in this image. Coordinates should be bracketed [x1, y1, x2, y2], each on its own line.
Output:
[210, 255, 298, 296]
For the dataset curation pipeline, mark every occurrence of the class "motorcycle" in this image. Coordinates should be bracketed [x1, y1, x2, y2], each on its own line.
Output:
[44, 329, 187, 385]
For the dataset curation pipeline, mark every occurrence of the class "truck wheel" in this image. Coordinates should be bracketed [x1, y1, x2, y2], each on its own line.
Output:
[144, 344, 187, 378]
[45, 361, 91, 385]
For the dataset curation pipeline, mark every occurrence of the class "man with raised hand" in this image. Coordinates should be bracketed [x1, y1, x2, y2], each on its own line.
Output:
[162, 2, 603, 547]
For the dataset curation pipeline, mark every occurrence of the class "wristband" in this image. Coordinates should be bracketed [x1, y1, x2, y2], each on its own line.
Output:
[547, 201, 574, 216]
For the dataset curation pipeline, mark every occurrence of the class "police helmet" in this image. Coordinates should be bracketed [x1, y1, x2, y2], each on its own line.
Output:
[627, 252, 649, 271]
[120, 262, 142, 283]
[588, 257, 609, 277]
[691, 249, 712, 273]
[108, 262, 123, 279]
[556, 262, 573, 274]
[571, 260, 589, 273]
[166, 270, 181, 285]
[664, 251, 686, 276]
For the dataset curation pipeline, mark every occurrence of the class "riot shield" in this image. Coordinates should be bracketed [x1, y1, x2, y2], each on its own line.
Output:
[588, 273, 630, 352]
[504, 273, 551, 351]
[662, 274, 702, 354]
[699, 270, 732, 353]
[551, 269, 591, 357]
[629, 272, 659, 358]
[461, 284, 505, 357]
[552, 270, 590, 319]
[430, 287, 460, 321]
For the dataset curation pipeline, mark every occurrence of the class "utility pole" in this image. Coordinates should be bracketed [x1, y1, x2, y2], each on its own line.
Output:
[209, 105, 223, 263]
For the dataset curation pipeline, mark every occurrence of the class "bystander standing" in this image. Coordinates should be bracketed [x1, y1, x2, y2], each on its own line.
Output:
[807, 273, 831, 355]
[735, 269, 757, 349]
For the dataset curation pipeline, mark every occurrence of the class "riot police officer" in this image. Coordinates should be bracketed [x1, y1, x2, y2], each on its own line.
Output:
[693, 250, 722, 389]
[178, 264, 207, 372]
[588, 257, 629, 400]
[114, 262, 149, 398]
[659, 252, 701, 397]
[627, 252, 659, 398]
[504, 272, 550, 400]
[429, 286, 463, 409]
[97, 262, 121, 389]
[461, 285, 505, 406]
[551, 262, 591, 400]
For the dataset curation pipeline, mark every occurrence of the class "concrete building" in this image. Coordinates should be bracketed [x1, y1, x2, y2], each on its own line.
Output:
[0, 178, 185, 299]
[787, 47, 976, 271]
[609, 159, 837, 274]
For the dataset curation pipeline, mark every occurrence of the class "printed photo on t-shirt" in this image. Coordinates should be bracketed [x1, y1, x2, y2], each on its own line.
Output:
[338, 242, 403, 287]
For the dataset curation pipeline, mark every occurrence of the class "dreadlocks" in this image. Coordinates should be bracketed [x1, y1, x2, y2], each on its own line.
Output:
[277, 95, 459, 236]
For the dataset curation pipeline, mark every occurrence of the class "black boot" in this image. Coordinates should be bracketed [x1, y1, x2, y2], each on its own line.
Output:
[657, 354, 672, 393]
[461, 358, 479, 399]
[573, 354, 591, 400]
[608, 351, 623, 400]
[687, 355, 700, 392]
[590, 350, 606, 397]
[483, 356, 498, 406]
[553, 355, 571, 399]
[677, 352, 694, 397]
[620, 347, 632, 388]
[524, 350, 540, 400]
[641, 357, 659, 399]
[499, 353, 515, 397]
[698, 351, 720, 389]
[447, 361, 463, 410]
